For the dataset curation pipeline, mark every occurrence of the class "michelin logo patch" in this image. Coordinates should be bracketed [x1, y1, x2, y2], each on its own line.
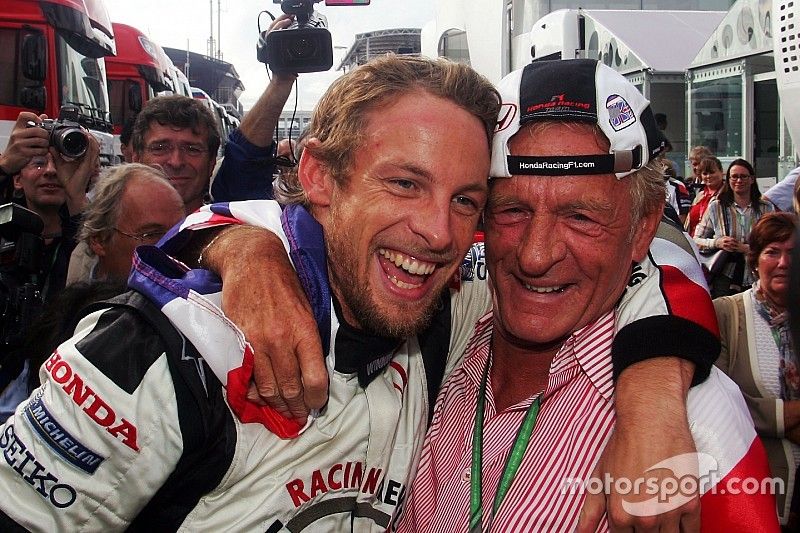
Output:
[606, 94, 636, 131]
[24, 393, 105, 474]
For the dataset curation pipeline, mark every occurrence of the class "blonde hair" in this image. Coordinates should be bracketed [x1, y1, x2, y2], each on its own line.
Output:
[274, 54, 500, 206]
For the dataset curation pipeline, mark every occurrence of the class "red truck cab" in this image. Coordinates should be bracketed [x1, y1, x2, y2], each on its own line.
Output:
[0, 0, 116, 164]
[105, 22, 170, 141]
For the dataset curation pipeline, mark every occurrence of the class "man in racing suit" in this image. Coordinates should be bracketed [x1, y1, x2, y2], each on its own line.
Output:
[0, 55, 716, 531]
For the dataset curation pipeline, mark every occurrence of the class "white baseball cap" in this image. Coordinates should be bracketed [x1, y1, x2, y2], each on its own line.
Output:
[490, 59, 666, 179]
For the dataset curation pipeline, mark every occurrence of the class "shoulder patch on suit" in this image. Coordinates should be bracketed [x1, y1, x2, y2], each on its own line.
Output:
[74, 306, 169, 394]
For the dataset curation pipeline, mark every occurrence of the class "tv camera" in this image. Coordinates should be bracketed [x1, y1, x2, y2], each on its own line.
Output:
[258, 0, 369, 74]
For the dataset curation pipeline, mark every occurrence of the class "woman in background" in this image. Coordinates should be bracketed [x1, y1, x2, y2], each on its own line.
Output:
[686, 155, 725, 235]
[694, 158, 774, 296]
[714, 212, 798, 528]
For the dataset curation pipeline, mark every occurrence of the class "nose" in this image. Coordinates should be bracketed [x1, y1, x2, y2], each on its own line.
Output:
[777, 250, 792, 269]
[43, 157, 57, 175]
[410, 197, 455, 252]
[164, 146, 186, 168]
[516, 214, 566, 276]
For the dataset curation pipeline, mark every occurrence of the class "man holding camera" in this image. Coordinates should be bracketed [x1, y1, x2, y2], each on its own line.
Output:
[209, 13, 298, 203]
[0, 111, 98, 421]
[1, 111, 99, 303]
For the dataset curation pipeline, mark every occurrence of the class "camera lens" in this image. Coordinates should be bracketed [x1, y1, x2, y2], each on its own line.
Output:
[53, 128, 88, 159]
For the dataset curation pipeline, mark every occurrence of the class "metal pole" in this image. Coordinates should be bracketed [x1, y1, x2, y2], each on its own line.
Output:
[209, 0, 214, 57]
[217, 0, 222, 59]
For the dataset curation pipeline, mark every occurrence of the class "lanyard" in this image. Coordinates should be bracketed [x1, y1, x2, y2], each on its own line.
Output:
[469, 355, 541, 532]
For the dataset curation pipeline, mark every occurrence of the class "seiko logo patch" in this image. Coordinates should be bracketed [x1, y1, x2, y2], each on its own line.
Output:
[495, 103, 517, 132]
[44, 351, 139, 451]
[606, 94, 636, 131]
[1, 424, 77, 508]
[24, 392, 106, 474]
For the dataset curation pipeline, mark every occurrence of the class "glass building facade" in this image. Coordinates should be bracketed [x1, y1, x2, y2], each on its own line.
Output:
[687, 0, 793, 181]
[433, 0, 795, 181]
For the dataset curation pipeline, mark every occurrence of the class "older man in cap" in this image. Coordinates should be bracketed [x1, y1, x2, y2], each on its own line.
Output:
[398, 59, 779, 532]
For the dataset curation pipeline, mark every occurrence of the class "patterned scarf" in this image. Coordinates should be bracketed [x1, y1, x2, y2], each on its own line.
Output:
[753, 280, 800, 400]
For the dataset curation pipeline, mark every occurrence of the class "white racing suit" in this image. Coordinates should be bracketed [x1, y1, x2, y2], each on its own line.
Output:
[0, 201, 717, 531]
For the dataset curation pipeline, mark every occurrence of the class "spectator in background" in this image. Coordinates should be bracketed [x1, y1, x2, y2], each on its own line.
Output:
[664, 164, 691, 225]
[654, 112, 674, 152]
[130, 95, 220, 213]
[686, 155, 726, 235]
[713, 212, 799, 528]
[0, 280, 126, 423]
[272, 137, 297, 185]
[66, 163, 185, 284]
[208, 14, 306, 203]
[694, 158, 774, 297]
[795, 173, 800, 214]
[119, 116, 137, 163]
[0, 111, 99, 304]
[686, 145, 713, 198]
[763, 165, 799, 214]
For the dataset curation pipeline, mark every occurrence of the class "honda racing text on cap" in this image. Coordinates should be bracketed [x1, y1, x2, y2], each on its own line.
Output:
[490, 59, 666, 179]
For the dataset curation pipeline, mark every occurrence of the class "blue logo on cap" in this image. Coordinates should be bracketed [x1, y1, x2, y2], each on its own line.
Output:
[606, 94, 636, 131]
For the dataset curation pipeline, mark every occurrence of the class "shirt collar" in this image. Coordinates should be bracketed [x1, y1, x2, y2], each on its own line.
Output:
[461, 311, 494, 391]
[460, 310, 616, 404]
[562, 311, 615, 402]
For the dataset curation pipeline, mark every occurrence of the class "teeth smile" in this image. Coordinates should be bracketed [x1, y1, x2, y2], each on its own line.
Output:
[524, 284, 566, 294]
[389, 276, 422, 289]
[378, 248, 436, 276]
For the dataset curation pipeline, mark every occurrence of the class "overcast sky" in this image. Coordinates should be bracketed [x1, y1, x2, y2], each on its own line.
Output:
[104, 0, 434, 111]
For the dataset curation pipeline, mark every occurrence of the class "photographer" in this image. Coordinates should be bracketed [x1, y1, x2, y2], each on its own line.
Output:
[210, 13, 297, 202]
[0, 112, 50, 188]
[1, 110, 99, 303]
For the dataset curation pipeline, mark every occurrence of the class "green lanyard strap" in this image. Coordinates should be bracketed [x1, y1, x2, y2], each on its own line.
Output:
[468, 355, 541, 532]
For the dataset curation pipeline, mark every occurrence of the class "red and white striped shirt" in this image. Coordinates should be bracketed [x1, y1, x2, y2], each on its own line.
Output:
[397, 310, 618, 532]
[396, 310, 780, 532]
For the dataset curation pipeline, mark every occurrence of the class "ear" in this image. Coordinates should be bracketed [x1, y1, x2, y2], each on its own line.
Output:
[12, 175, 22, 190]
[89, 235, 107, 258]
[297, 139, 334, 208]
[630, 206, 663, 263]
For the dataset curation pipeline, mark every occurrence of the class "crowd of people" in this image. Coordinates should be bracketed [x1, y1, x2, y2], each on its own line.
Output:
[0, 13, 798, 532]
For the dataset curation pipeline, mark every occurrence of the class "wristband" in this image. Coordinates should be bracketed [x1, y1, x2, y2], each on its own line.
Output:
[611, 315, 719, 387]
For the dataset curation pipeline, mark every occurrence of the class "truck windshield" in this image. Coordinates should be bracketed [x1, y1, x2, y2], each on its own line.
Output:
[55, 32, 111, 130]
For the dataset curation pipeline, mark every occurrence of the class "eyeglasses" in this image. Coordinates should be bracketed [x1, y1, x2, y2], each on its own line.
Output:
[144, 142, 208, 158]
[729, 174, 753, 182]
[26, 156, 52, 171]
[114, 227, 168, 243]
